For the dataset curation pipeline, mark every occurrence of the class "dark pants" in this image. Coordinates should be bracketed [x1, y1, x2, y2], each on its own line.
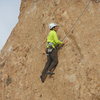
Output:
[41, 48, 58, 77]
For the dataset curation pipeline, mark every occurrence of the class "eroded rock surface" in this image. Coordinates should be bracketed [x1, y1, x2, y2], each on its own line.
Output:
[0, 0, 100, 100]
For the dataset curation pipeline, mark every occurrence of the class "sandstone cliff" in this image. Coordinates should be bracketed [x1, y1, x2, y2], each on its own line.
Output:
[0, 0, 100, 100]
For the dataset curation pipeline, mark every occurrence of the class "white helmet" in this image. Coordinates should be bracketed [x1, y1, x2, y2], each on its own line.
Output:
[49, 23, 57, 29]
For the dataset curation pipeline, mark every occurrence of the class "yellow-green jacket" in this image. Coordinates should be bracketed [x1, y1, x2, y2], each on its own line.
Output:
[47, 30, 63, 48]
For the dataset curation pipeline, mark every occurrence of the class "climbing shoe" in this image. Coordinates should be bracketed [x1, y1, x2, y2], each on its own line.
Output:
[46, 71, 55, 75]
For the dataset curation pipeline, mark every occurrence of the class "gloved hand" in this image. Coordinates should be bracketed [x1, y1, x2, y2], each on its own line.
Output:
[61, 43, 64, 47]
[57, 43, 64, 50]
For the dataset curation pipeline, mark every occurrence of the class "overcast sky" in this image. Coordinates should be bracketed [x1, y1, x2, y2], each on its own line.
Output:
[0, 0, 21, 50]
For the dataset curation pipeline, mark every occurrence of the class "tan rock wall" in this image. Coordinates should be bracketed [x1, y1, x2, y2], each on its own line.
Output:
[0, 0, 100, 100]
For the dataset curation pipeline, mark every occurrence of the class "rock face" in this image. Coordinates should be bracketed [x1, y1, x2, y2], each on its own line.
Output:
[0, 0, 100, 100]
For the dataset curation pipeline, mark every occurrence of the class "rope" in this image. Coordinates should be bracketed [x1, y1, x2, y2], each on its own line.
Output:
[62, 0, 91, 41]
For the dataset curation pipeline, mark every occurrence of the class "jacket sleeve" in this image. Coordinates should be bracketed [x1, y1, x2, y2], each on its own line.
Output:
[53, 32, 63, 44]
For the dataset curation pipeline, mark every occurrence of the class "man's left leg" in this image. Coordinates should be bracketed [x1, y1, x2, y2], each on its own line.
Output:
[40, 54, 52, 82]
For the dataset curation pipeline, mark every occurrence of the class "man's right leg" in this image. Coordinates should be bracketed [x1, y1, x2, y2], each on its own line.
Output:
[47, 49, 58, 73]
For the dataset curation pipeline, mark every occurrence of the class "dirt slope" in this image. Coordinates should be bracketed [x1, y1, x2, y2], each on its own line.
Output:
[0, 0, 100, 100]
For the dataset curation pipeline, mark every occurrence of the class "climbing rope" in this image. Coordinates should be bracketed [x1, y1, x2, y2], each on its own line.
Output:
[62, 0, 91, 41]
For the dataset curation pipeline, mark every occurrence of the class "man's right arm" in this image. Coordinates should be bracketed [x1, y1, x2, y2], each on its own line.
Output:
[53, 32, 63, 45]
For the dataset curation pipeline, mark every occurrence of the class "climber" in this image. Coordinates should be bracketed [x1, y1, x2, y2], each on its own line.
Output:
[40, 23, 65, 82]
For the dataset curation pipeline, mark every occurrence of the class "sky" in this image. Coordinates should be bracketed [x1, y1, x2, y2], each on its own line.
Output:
[0, 0, 21, 50]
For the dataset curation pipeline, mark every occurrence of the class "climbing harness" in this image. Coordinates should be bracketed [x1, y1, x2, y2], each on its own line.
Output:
[47, 42, 55, 48]
[46, 42, 54, 54]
